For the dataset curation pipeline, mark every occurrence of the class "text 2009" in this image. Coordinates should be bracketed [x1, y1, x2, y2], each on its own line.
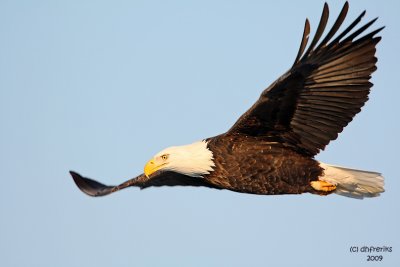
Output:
[367, 255, 383, 261]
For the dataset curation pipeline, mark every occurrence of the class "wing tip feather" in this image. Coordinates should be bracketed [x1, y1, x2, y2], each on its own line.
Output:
[70, 170, 114, 197]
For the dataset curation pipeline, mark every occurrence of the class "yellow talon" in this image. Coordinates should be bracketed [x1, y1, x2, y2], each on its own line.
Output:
[311, 180, 337, 192]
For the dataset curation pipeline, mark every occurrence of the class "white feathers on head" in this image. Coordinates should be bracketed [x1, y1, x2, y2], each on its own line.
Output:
[155, 140, 215, 177]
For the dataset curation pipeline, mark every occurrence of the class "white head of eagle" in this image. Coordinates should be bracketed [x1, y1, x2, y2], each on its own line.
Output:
[144, 140, 215, 178]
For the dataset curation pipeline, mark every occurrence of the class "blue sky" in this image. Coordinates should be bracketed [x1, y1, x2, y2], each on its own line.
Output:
[1, 1, 399, 266]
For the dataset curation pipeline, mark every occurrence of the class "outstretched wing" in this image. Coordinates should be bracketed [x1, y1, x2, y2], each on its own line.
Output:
[228, 2, 383, 156]
[70, 171, 219, 197]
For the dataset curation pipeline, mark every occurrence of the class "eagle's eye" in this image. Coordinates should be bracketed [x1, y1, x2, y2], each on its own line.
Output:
[161, 154, 169, 160]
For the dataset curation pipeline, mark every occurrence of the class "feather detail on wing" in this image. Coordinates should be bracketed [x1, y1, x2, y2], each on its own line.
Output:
[228, 2, 383, 156]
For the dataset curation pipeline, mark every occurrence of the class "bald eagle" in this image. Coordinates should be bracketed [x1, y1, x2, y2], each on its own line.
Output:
[71, 2, 384, 199]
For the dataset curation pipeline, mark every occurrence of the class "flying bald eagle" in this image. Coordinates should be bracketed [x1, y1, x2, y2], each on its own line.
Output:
[71, 2, 384, 199]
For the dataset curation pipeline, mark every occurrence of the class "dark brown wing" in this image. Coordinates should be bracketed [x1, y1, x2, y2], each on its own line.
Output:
[70, 171, 219, 197]
[228, 2, 383, 156]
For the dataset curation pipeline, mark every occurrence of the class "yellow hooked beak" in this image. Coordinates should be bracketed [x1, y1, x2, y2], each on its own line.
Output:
[144, 159, 166, 177]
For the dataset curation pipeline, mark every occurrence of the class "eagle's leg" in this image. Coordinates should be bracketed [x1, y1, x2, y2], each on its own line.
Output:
[310, 180, 336, 192]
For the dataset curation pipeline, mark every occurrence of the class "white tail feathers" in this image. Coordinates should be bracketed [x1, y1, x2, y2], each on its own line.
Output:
[319, 162, 384, 199]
